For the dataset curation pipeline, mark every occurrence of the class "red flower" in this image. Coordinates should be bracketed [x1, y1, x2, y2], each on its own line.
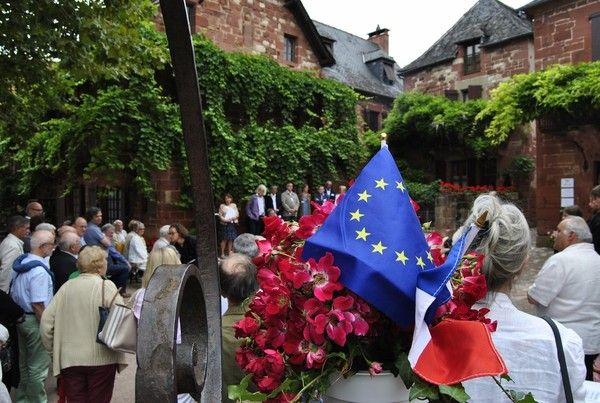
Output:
[234, 316, 260, 338]
[312, 295, 360, 346]
[458, 275, 487, 305]
[306, 253, 343, 301]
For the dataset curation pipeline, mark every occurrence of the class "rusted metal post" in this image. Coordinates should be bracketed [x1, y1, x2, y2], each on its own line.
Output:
[135, 0, 221, 401]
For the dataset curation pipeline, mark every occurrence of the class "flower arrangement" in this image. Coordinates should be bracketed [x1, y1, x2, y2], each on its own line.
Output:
[440, 182, 515, 194]
[230, 201, 496, 403]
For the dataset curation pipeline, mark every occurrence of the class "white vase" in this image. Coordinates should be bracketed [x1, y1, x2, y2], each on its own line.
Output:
[322, 371, 410, 403]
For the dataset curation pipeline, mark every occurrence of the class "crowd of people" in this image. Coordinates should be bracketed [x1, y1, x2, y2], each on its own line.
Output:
[0, 182, 599, 402]
[0, 202, 203, 402]
[244, 180, 346, 236]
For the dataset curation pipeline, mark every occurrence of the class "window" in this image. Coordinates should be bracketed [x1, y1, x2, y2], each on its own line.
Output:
[364, 109, 380, 131]
[464, 43, 481, 75]
[284, 34, 297, 63]
[186, 4, 195, 33]
[382, 62, 396, 84]
[591, 13, 600, 61]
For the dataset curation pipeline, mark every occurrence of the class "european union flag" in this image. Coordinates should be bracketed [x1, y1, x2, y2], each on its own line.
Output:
[302, 147, 453, 326]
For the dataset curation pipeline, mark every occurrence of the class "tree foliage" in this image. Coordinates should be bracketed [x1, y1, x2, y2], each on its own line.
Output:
[193, 36, 364, 200]
[477, 61, 600, 143]
[1, 8, 365, 210]
[383, 92, 491, 156]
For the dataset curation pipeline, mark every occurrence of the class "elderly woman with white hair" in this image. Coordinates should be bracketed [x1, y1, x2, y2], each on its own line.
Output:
[245, 184, 267, 235]
[40, 246, 127, 402]
[461, 195, 586, 402]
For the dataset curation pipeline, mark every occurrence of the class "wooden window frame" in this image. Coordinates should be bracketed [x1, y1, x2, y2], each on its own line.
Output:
[284, 34, 297, 63]
[464, 43, 481, 75]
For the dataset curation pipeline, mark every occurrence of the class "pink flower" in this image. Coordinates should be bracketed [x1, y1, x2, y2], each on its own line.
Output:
[369, 361, 383, 375]
[306, 253, 343, 301]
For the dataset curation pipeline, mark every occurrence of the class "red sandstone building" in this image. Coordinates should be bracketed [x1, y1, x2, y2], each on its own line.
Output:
[522, 0, 600, 237]
[53, 0, 402, 233]
[401, 0, 600, 238]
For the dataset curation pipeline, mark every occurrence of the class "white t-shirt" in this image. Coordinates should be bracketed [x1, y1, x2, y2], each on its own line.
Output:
[528, 242, 600, 354]
[463, 293, 586, 402]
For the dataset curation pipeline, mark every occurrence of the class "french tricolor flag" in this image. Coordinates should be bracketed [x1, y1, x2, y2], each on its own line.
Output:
[408, 223, 507, 385]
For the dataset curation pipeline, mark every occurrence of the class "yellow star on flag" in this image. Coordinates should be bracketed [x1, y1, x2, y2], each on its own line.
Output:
[427, 251, 434, 263]
[396, 181, 406, 192]
[375, 178, 388, 190]
[358, 190, 371, 202]
[355, 227, 370, 241]
[395, 251, 408, 265]
[350, 209, 364, 222]
[416, 256, 426, 269]
[371, 241, 387, 254]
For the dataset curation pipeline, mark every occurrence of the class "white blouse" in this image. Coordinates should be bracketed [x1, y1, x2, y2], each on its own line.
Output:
[463, 292, 586, 403]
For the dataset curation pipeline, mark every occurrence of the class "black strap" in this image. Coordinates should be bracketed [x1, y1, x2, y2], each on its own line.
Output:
[542, 316, 574, 403]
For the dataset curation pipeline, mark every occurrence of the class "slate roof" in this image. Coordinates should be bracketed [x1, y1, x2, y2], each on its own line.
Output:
[520, 0, 553, 11]
[400, 0, 532, 74]
[313, 21, 403, 100]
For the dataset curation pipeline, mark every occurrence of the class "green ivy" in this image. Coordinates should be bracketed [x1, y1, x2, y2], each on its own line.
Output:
[477, 61, 600, 143]
[5, 30, 365, 207]
[383, 92, 492, 157]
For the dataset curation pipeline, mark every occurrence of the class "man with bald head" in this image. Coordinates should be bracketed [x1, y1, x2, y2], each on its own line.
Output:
[73, 217, 87, 246]
[25, 201, 44, 220]
[50, 231, 81, 293]
[11, 229, 55, 402]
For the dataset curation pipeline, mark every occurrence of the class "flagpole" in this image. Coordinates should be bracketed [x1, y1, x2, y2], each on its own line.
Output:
[380, 132, 388, 149]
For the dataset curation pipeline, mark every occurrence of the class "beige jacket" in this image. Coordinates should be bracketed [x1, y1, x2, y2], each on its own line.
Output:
[40, 273, 128, 376]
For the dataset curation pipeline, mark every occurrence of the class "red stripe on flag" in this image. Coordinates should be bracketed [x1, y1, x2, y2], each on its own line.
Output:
[413, 319, 507, 385]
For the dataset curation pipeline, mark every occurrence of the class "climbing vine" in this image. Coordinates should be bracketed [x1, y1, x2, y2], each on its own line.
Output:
[383, 92, 491, 156]
[4, 29, 365, 208]
[477, 61, 600, 143]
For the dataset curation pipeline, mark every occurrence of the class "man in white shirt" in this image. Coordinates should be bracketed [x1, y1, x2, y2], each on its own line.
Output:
[0, 215, 29, 292]
[528, 215, 600, 380]
[11, 229, 55, 402]
[152, 225, 172, 251]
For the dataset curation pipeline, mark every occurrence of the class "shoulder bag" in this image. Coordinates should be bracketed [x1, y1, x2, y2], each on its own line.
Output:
[542, 316, 574, 403]
[97, 280, 137, 354]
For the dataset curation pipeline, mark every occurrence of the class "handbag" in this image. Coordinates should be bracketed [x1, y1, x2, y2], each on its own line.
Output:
[542, 316, 574, 403]
[97, 280, 137, 354]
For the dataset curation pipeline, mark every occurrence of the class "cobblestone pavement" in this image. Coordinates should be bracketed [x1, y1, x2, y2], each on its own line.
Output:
[510, 245, 554, 315]
[39, 247, 554, 402]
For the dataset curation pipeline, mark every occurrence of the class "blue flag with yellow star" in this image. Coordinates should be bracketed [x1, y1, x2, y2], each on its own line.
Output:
[303, 147, 453, 326]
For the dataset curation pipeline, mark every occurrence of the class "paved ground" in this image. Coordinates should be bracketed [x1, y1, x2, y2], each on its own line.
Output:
[36, 246, 554, 402]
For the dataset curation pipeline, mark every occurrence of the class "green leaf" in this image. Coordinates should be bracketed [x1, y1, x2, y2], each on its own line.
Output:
[500, 373, 513, 383]
[439, 384, 470, 403]
[394, 351, 415, 388]
[228, 374, 267, 402]
[508, 389, 538, 403]
[409, 378, 439, 401]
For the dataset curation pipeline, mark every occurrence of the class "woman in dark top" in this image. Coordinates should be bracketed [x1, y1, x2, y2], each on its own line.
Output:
[169, 223, 197, 264]
[0, 290, 24, 391]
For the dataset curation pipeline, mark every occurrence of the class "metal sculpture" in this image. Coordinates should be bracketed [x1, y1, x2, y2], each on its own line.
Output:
[136, 0, 221, 401]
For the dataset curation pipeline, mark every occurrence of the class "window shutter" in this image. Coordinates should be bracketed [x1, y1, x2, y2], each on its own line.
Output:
[444, 89, 459, 101]
[591, 13, 600, 61]
[468, 85, 483, 100]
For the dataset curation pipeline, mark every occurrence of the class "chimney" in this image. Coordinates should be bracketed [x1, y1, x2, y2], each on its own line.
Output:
[367, 25, 390, 54]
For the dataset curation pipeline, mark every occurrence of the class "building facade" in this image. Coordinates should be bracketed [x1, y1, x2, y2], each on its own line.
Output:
[399, 0, 536, 222]
[54, 0, 402, 235]
[523, 0, 600, 236]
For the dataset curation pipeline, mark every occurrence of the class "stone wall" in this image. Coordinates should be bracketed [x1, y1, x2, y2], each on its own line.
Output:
[529, 0, 600, 70]
[535, 124, 600, 237]
[155, 0, 321, 71]
[403, 36, 533, 98]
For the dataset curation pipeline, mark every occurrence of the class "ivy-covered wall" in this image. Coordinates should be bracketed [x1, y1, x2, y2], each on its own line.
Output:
[1, 30, 367, 224]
